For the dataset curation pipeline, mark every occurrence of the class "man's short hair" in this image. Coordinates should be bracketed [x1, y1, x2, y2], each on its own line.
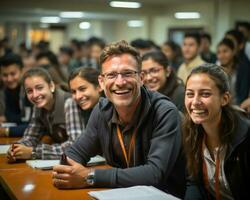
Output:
[184, 32, 201, 45]
[201, 32, 212, 44]
[0, 53, 23, 69]
[99, 40, 141, 71]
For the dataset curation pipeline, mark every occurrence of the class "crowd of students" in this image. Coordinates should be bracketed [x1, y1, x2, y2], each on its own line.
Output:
[0, 21, 250, 199]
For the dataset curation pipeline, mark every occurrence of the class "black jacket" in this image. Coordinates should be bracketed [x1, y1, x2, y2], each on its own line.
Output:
[185, 114, 250, 200]
[66, 86, 186, 198]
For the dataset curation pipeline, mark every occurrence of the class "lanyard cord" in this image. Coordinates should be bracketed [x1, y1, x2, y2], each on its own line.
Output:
[202, 146, 221, 200]
[116, 125, 137, 168]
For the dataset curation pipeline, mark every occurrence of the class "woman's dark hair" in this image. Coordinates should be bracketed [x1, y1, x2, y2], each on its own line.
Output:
[142, 50, 168, 69]
[68, 67, 100, 87]
[218, 38, 235, 51]
[183, 63, 238, 177]
[21, 67, 53, 87]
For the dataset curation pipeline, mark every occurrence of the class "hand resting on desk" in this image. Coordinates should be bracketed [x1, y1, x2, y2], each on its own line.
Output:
[6, 143, 33, 162]
[52, 157, 92, 189]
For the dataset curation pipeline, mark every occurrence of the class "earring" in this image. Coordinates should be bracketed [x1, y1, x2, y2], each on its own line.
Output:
[51, 89, 55, 93]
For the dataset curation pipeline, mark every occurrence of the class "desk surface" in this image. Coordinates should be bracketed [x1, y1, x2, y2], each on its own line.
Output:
[0, 137, 20, 144]
[0, 137, 105, 200]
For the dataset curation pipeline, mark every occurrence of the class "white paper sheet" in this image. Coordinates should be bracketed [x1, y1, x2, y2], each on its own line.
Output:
[0, 145, 10, 154]
[88, 186, 180, 200]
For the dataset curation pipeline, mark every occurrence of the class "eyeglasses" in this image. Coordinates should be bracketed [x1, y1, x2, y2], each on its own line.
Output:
[101, 70, 138, 80]
[141, 67, 163, 76]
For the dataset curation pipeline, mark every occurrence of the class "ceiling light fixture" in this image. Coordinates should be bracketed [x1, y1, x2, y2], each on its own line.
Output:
[60, 12, 84, 18]
[79, 22, 91, 29]
[40, 17, 60, 23]
[110, 1, 141, 8]
[174, 12, 200, 19]
[127, 20, 144, 27]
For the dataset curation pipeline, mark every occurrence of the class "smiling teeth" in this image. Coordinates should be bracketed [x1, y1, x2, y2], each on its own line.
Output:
[192, 110, 205, 114]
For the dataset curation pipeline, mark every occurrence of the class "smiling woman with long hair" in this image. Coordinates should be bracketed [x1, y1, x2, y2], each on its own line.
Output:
[7, 67, 71, 162]
[183, 63, 250, 199]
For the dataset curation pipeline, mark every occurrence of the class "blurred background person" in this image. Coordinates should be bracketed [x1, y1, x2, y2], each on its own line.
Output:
[142, 51, 184, 111]
[217, 38, 250, 104]
[200, 32, 217, 63]
[0, 53, 33, 137]
[161, 41, 183, 72]
[177, 32, 205, 83]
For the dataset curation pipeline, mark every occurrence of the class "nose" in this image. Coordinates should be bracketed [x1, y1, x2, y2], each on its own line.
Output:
[193, 95, 202, 106]
[114, 74, 127, 86]
[6, 75, 13, 82]
[75, 90, 82, 101]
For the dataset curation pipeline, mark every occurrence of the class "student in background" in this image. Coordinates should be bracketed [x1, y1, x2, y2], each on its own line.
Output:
[177, 33, 205, 83]
[200, 32, 217, 64]
[141, 51, 185, 111]
[217, 38, 250, 104]
[52, 40, 185, 198]
[183, 63, 250, 199]
[0, 53, 32, 137]
[161, 41, 183, 71]
[65, 67, 102, 143]
[7, 67, 71, 161]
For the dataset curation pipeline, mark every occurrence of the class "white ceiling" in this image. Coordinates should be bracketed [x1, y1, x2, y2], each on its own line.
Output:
[0, 0, 210, 23]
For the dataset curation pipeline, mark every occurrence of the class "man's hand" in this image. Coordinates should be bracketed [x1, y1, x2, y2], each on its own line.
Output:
[52, 157, 92, 189]
[240, 97, 250, 113]
[6, 144, 33, 162]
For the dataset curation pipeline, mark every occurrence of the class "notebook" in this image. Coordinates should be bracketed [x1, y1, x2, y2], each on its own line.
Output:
[26, 155, 106, 170]
[0, 145, 10, 154]
[88, 186, 180, 200]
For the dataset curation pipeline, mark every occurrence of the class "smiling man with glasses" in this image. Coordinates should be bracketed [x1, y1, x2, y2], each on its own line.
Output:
[52, 40, 186, 199]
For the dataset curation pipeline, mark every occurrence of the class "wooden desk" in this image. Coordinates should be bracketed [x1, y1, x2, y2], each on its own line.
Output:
[0, 155, 107, 200]
[0, 137, 20, 145]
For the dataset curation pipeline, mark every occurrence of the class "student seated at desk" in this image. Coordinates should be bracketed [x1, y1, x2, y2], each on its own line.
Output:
[7, 67, 71, 161]
[65, 67, 102, 146]
[52, 41, 186, 199]
[0, 53, 33, 137]
[183, 64, 250, 199]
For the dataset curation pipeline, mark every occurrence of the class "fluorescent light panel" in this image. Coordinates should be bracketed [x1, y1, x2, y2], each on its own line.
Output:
[79, 22, 91, 29]
[60, 12, 84, 18]
[127, 20, 144, 27]
[175, 12, 200, 19]
[110, 1, 141, 8]
[40, 17, 60, 23]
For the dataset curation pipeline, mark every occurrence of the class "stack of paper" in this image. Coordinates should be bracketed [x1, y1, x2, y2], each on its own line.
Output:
[0, 145, 10, 154]
[26, 155, 106, 170]
[88, 186, 180, 200]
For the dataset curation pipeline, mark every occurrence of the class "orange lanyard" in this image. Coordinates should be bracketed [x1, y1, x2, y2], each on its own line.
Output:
[202, 147, 221, 200]
[116, 125, 137, 167]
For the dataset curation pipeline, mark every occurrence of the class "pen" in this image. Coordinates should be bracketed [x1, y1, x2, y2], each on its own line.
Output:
[60, 153, 68, 165]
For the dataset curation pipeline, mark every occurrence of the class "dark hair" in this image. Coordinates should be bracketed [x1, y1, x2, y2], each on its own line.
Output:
[235, 21, 250, 31]
[226, 29, 246, 45]
[36, 51, 60, 67]
[21, 67, 53, 87]
[130, 39, 152, 50]
[100, 40, 141, 71]
[68, 67, 100, 87]
[142, 50, 168, 69]
[59, 46, 73, 57]
[87, 37, 106, 49]
[0, 53, 23, 69]
[201, 32, 212, 44]
[184, 32, 201, 45]
[218, 38, 235, 51]
[183, 63, 237, 177]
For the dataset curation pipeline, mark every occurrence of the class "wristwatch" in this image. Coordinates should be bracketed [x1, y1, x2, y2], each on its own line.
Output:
[31, 151, 37, 160]
[85, 170, 95, 186]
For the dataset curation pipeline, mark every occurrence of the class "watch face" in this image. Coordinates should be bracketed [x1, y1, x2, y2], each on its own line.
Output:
[31, 152, 37, 160]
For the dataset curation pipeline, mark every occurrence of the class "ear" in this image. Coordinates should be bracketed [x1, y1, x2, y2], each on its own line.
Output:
[50, 81, 56, 93]
[98, 75, 105, 90]
[221, 91, 231, 106]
